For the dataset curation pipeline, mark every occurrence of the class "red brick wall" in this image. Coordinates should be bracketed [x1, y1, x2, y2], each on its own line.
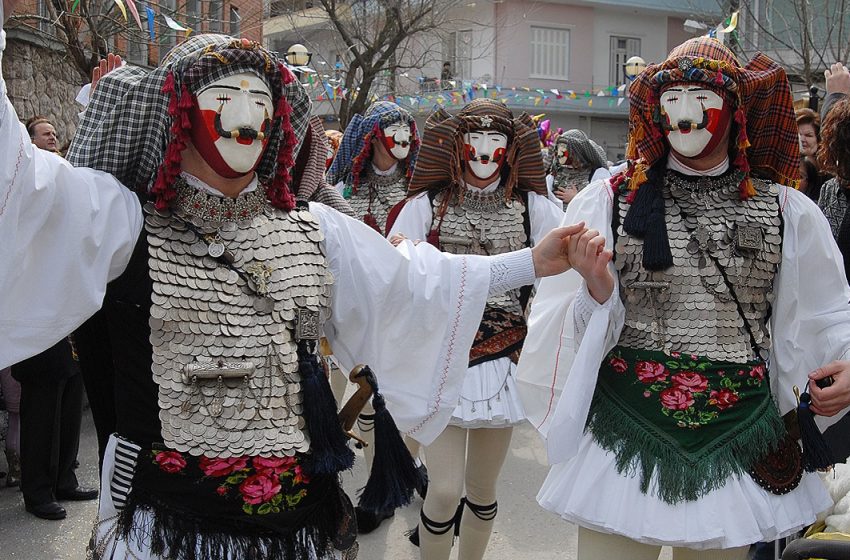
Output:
[7, 0, 264, 66]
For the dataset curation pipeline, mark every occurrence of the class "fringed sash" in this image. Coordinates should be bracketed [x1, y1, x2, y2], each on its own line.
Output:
[587, 346, 785, 504]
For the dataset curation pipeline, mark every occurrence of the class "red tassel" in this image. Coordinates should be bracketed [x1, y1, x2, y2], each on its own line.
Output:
[363, 213, 381, 233]
[267, 96, 296, 211]
[178, 84, 194, 110]
[714, 69, 724, 86]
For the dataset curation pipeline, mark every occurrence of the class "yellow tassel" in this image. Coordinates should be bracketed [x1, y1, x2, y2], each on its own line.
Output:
[738, 137, 751, 150]
[631, 163, 648, 190]
[741, 175, 756, 198]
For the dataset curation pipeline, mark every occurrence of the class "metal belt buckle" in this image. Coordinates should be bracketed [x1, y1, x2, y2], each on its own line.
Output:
[182, 360, 256, 384]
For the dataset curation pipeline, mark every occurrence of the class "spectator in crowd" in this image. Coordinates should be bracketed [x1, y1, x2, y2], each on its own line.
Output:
[796, 108, 826, 201]
[822, 62, 850, 121]
[0, 367, 20, 487]
[25, 115, 58, 153]
[11, 340, 97, 520]
[441, 61, 453, 89]
[817, 98, 850, 258]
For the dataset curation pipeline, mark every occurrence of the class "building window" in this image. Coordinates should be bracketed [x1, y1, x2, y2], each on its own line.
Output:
[209, 0, 224, 33]
[530, 26, 569, 80]
[159, 0, 177, 60]
[229, 7, 241, 37]
[442, 30, 472, 83]
[186, 0, 201, 33]
[609, 36, 640, 86]
[127, 38, 149, 66]
[37, 0, 53, 35]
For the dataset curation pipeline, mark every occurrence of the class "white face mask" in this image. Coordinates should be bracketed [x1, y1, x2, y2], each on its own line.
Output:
[556, 144, 568, 166]
[381, 122, 412, 160]
[194, 73, 274, 174]
[659, 86, 725, 158]
[463, 130, 509, 180]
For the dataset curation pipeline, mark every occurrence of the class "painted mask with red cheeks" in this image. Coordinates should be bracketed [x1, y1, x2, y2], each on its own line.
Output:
[378, 122, 412, 160]
[555, 143, 570, 166]
[189, 72, 274, 178]
[463, 129, 509, 181]
[659, 84, 731, 158]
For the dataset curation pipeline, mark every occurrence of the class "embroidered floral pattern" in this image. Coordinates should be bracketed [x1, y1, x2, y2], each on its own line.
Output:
[151, 451, 310, 515]
[606, 351, 766, 429]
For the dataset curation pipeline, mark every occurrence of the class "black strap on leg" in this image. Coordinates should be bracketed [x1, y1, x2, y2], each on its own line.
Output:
[463, 498, 497, 521]
[420, 505, 461, 536]
[356, 413, 375, 432]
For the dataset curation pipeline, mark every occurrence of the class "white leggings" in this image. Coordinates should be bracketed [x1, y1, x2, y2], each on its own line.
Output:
[419, 425, 514, 560]
[577, 527, 750, 560]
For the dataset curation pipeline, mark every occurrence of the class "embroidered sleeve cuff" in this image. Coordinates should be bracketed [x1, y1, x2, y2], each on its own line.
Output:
[573, 281, 617, 340]
[489, 248, 535, 297]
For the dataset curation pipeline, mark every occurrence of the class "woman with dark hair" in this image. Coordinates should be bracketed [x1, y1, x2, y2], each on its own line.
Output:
[797, 108, 827, 201]
[817, 98, 850, 272]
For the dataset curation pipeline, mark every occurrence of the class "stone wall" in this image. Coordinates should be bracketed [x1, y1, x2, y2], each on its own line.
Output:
[2, 31, 86, 150]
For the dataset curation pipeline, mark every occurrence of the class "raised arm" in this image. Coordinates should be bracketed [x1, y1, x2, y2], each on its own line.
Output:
[0, 7, 142, 367]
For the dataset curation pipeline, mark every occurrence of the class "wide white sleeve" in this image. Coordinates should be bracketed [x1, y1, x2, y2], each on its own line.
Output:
[771, 186, 850, 430]
[516, 179, 625, 461]
[312, 202, 491, 445]
[386, 192, 432, 241]
[528, 191, 566, 245]
[0, 40, 142, 368]
[545, 174, 565, 210]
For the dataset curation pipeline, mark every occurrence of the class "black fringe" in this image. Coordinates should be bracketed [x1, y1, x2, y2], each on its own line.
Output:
[116, 490, 343, 560]
[798, 391, 834, 471]
[297, 340, 355, 475]
[622, 160, 673, 271]
[356, 366, 421, 514]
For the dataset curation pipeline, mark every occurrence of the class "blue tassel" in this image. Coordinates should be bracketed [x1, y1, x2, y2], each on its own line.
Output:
[298, 340, 354, 475]
[356, 366, 421, 513]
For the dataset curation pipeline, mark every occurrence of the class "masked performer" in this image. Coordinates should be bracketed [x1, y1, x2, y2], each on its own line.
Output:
[388, 99, 563, 560]
[327, 101, 419, 234]
[546, 129, 610, 211]
[0, 22, 584, 559]
[517, 37, 850, 560]
[325, 129, 342, 171]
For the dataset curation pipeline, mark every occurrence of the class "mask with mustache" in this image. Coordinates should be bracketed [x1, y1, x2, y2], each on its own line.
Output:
[189, 72, 274, 178]
[659, 85, 730, 159]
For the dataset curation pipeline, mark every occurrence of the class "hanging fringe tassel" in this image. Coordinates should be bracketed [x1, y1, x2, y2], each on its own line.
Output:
[297, 340, 354, 475]
[356, 366, 421, 514]
[362, 213, 381, 234]
[795, 386, 834, 472]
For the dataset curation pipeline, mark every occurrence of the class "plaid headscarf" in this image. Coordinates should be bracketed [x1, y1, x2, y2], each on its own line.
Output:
[548, 129, 608, 174]
[407, 99, 547, 203]
[626, 37, 800, 194]
[67, 35, 311, 210]
[325, 101, 419, 188]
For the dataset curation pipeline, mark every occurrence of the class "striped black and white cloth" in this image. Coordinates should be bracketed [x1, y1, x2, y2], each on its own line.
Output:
[110, 437, 141, 510]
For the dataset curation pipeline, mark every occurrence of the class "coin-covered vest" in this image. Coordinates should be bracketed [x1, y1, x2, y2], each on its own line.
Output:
[345, 166, 407, 235]
[144, 182, 333, 458]
[615, 171, 781, 362]
[430, 188, 530, 366]
[585, 171, 792, 505]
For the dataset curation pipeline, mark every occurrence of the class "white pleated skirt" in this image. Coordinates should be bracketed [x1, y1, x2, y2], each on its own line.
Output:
[537, 434, 832, 550]
[448, 356, 527, 429]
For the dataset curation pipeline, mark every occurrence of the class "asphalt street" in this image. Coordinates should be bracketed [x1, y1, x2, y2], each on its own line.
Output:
[0, 410, 682, 559]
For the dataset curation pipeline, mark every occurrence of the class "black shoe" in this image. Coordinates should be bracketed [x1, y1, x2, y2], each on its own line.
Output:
[25, 501, 67, 520]
[56, 486, 98, 501]
[355, 505, 394, 534]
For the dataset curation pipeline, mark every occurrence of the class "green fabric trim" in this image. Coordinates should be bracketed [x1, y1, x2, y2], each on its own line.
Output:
[586, 347, 786, 505]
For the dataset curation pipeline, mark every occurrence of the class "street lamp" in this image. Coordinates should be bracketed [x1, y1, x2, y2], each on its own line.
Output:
[285, 44, 312, 67]
[624, 56, 647, 81]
